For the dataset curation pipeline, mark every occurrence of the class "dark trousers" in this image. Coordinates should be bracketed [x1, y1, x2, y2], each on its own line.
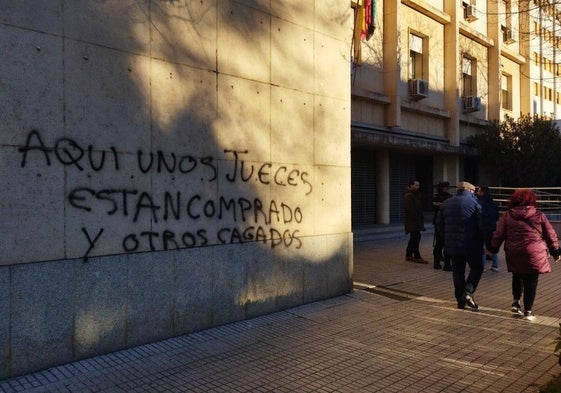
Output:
[406, 231, 421, 258]
[451, 254, 484, 305]
[433, 231, 451, 266]
[512, 272, 539, 311]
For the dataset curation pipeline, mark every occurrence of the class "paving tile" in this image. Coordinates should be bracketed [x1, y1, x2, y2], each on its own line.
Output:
[2, 236, 561, 392]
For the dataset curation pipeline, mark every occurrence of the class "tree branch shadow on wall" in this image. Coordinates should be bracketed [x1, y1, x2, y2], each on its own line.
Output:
[2, 1, 352, 379]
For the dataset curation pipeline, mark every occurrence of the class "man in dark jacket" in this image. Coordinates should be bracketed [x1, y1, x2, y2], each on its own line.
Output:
[432, 181, 452, 270]
[403, 180, 427, 263]
[476, 186, 500, 272]
[436, 181, 484, 309]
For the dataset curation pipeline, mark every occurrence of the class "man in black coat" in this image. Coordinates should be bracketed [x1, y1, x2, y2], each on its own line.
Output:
[403, 180, 427, 263]
[432, 181, 452, 270]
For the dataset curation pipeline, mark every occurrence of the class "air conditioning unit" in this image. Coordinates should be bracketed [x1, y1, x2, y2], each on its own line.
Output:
[504, 28, 515, 44]
[463, 96, 482, 112]
[464, 5, 478, 22]
[409, 79, 428, 100]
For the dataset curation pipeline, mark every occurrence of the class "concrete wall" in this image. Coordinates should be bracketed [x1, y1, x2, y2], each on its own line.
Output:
[0, 0, 353, 379]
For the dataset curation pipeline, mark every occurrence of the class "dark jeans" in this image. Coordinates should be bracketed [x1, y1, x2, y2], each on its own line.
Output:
[512, 272, 539, 311]
[406, 231, 421, 258]
[451, 254, 484, 305]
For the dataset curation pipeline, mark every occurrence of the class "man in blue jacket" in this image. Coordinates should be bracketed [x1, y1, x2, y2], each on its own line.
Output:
[436, 181, 484, 309]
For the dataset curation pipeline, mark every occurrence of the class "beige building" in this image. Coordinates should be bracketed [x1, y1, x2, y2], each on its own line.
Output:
[349, 0, 547, 227]
[527, 0, 561, 116]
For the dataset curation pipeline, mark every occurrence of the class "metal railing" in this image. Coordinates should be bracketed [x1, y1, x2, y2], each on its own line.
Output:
[489, 187, 561, 222]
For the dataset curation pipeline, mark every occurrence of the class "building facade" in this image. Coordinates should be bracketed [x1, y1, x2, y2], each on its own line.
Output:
[0, 1, 353, 379]
[527, 0, 561, 116]
[350, 0, 547, 227]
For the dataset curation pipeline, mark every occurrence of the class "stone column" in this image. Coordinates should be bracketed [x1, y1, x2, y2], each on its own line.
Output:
[376, 150, 390, 224]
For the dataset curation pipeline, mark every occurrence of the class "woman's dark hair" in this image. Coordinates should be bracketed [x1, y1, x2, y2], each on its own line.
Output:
[508, 188, 537, 208]
[478, 185, 490, 197]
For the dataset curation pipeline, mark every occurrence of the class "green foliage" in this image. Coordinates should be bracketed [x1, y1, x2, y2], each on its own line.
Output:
[538, 325, 561, 392]
[540, 373, 561, 393]
[466, 114, 561, 187]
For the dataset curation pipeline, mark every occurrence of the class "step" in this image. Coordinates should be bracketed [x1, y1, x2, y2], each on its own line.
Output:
[353, 224, 435, 242]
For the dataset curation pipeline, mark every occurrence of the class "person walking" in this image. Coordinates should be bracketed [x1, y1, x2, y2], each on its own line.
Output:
[476, 186, 500, 272]
[403, 180, 427, 263]
[489, 188, 560, 321]
[432, 181, 453, 270]
[436, 181, 484, 310]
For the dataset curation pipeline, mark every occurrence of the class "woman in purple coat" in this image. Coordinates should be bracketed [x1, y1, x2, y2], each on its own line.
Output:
[490, 189, 561, 321]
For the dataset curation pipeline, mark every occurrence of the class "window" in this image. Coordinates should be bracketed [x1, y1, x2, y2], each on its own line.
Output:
[500, 0, 514, 43]
[462, 57, 476, 97]
[462, 1, 478, 22]
[534, 82, 539, 96]
[501, 74, 512, 111]
[502, 25, 514, 44]
[502, 0, 512, 27]
[409, 33, 425, 80]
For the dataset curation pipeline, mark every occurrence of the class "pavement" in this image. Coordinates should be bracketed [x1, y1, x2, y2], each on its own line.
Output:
[2, 233, 561, 393]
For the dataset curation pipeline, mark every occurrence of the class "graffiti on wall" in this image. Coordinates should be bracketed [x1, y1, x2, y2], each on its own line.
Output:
[19, 130, 312, 260]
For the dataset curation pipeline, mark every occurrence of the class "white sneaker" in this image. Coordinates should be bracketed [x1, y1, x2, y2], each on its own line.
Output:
[524, 311, 536, 321]
[490, 267, 499, 272]
[511, 302, 522, 315]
